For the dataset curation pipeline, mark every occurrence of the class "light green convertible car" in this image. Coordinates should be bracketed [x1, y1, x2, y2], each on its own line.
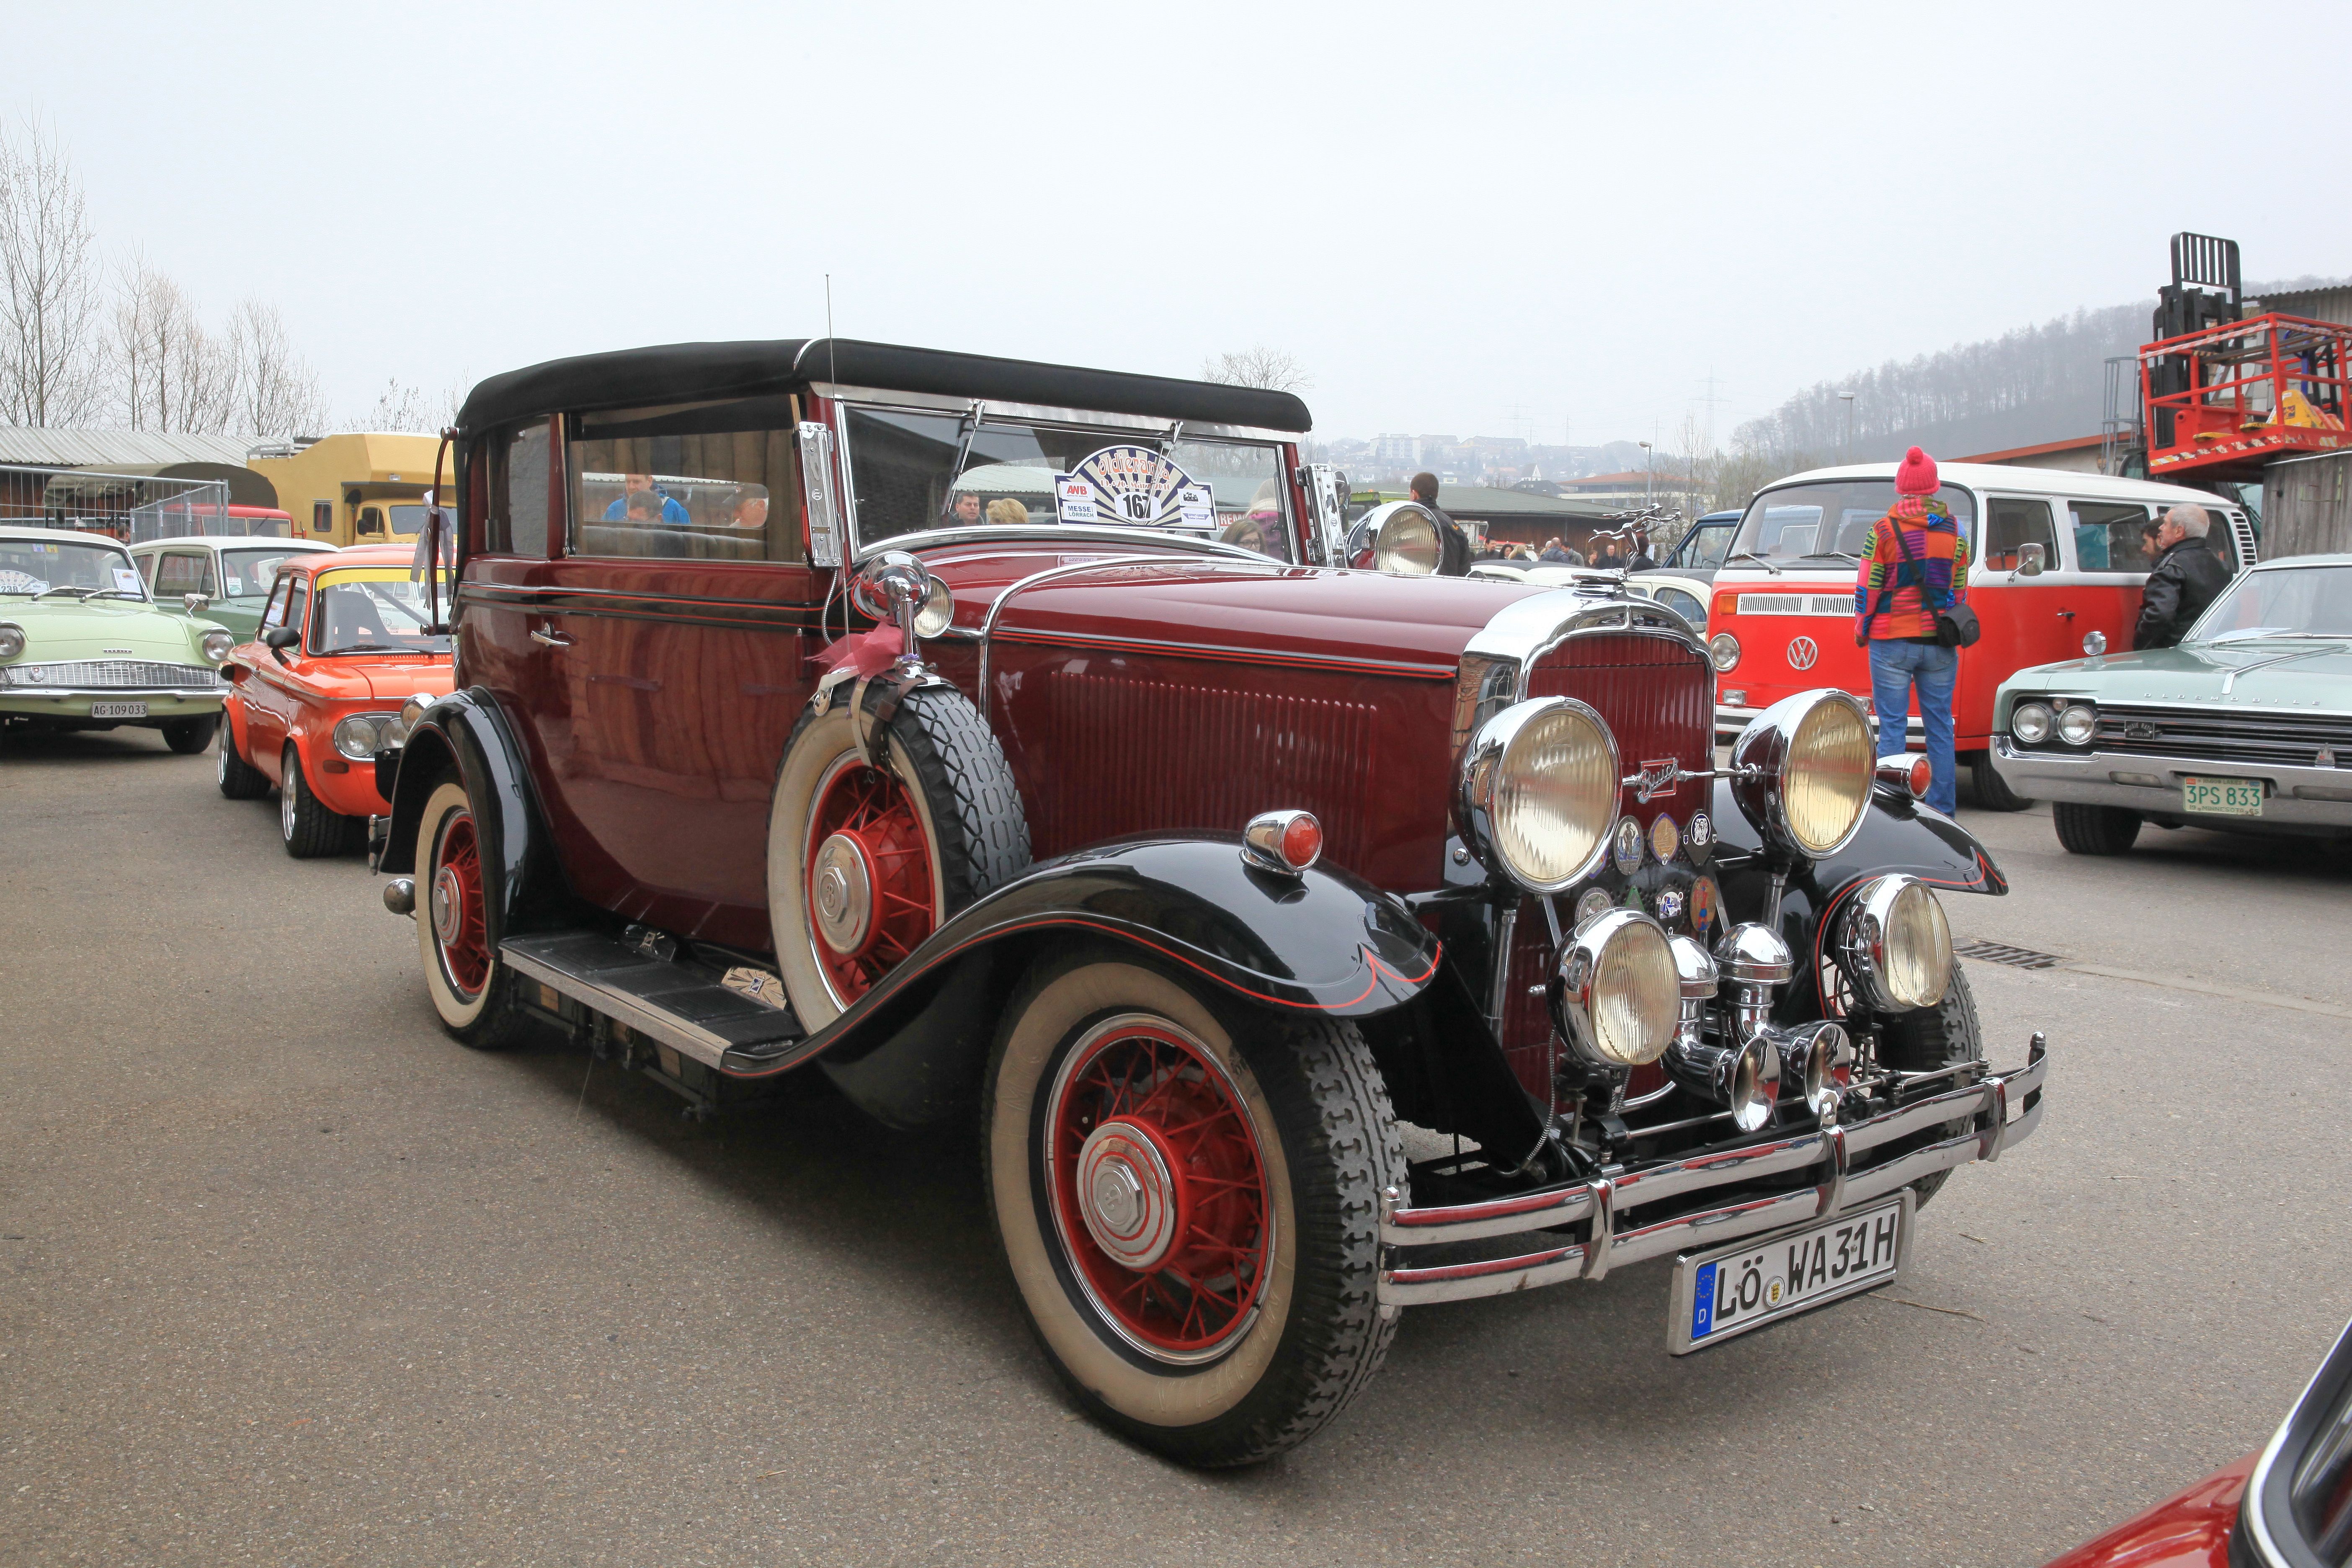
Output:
[0, 525, 237, 753]
[1988, 553, 2352, 854]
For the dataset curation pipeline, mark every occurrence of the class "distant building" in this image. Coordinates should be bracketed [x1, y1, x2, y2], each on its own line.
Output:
[1953, 434, 2107, 475]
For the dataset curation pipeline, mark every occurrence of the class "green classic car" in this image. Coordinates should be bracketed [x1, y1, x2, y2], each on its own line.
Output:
[1989, 553, 2352, 854]
[130, 536, 339, 642]
[0, 525, 237, 753]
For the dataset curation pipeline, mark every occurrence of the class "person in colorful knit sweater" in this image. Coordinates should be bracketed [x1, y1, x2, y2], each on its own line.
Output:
[1852, 446, 1969, 814]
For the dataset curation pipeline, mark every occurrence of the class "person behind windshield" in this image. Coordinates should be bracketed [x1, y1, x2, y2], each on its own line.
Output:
[604, 473, 689, 525]
[985, 498, 1028, 526]
[946, 492, 985, 529]
[1409, 472, 1471, 576]
[1853, 446, 1967, 815]
[2134, 503, 2230, 650]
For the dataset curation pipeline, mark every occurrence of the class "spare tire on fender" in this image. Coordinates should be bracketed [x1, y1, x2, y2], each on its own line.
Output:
[766, 678, 1031, 1031]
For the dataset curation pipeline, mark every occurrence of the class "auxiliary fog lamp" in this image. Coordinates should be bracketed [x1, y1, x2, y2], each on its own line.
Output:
[1834, 873, 1953, 1015]
[1729, 689, 1875, 860]
[1549, 908, 1679, 1070]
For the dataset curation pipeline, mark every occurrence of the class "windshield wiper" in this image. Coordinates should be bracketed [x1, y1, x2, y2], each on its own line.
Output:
[326, 642, 413, 653]
[1725, 551, 1782, 576]
[1799, 550, 1860, 565]
[88, 590, 148, 601]
[33, 585, 94, 599]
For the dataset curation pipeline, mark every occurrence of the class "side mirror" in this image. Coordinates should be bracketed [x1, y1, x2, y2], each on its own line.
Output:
[182, 592, 209, 614]
[261, 625, 300, 647]
[2016, 542, 2046, 577]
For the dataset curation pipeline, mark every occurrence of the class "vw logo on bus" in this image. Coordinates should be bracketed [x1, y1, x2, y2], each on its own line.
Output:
[1787, 636, 1819, 671]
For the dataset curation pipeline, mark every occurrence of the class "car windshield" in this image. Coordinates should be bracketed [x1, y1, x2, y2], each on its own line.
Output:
[0, 535, 145, 598]
[307, 567, 454, 655]
[2188, 564, 2352, 643]
[218, 548, 313, 604]
[840, 405, 1297, 562]
[1732, 479, 1978, 563]
[385, 505, 433, 537]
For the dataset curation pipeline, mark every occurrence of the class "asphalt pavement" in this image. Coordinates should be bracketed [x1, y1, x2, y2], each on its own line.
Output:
[4, 728, 2348, 1568]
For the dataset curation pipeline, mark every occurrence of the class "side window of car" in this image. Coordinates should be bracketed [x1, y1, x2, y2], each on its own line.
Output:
[1983, 498, 2057, 573]
[357, 507, 386, 539]
[155, 552, 208, 595]
[2068, 501, 2154, 573]
[485, 419, 551, 556]
[566, 398, 804, 564]
[286, 580, 310, 647]
[260, 577, 292, 629]
[136, 553, 158, 586]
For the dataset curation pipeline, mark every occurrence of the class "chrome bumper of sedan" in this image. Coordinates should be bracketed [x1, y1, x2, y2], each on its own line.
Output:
[1376, 1034, 2048, 1309]
[1990, 736, 2352, 826]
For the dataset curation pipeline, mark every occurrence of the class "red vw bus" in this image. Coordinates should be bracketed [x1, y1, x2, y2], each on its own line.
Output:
[1705, 462, 2257, 808]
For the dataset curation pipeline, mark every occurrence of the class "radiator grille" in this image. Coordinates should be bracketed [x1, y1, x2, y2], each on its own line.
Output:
[2092, 703, 2352, 769]
[2, 659, 221, 689]
[1032, 670, 1378, 867]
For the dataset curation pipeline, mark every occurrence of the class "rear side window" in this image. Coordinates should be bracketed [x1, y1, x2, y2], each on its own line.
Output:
[1983, 498, 2057, 572]
[565, 397, 803, 564]
[285, 580, 310, 642]
[2068, 501, 2155, 573]
[485, 420, 552, 556]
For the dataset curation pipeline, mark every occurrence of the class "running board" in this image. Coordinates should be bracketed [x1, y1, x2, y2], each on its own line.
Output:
[499, 931, 803, 1071]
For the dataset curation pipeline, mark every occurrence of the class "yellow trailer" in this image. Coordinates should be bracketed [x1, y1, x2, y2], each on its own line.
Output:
[246, 433, 454, 548]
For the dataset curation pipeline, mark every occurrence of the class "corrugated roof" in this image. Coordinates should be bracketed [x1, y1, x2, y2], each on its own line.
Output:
[2250, 285, 2352, 328]
[1435, 485, 1619, 517]
[0, 427, 262, 467]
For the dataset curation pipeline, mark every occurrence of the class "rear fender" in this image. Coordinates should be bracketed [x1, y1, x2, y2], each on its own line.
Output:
[376, 687, 570, 947]
[748, 836, 1447, 1126]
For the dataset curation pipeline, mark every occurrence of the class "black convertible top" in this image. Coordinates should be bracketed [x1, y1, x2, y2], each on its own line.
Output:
[455, 338, 1312, 436]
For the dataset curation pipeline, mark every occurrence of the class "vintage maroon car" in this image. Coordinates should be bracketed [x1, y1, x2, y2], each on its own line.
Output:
[373, 339, 2050, 1466]
[2042, 1313, 2351, 1568]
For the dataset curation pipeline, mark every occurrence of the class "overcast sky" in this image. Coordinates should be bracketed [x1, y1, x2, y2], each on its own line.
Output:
[18, 0, 2350, 445]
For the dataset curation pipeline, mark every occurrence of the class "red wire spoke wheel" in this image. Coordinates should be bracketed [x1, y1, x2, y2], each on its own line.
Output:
[429, 808, 492, 1000]
[804, 760, 938, 1006]
[1044, 1014, 1273, 1363]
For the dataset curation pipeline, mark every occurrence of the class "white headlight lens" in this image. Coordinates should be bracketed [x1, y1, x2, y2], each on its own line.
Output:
[913, 574, 954, 638]
[2055, 703, 2096, 746]
[1709, 631, 1740, 672]
[2012, 702, 2052, 744]
[1489, 703, 1617, 889]
[199, 628, 234, 663]
[1784, 697, 1873, 855]
[1555, 912, 1679, 1068]
[332, 714, 385, 760]
[1374, 508, 1441, 575]
[1881, 880, 1953, 1010]
[0, 624, 23, 660]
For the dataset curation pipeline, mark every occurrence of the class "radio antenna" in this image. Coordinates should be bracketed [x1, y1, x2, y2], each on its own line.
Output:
[825, 274, 836, 384]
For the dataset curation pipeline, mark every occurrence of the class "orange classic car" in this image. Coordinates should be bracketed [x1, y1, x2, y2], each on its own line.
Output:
[217, 544, 454, 856]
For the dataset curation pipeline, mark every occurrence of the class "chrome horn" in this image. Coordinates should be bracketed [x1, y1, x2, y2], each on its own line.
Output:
[1661, 932, 1779, 1133]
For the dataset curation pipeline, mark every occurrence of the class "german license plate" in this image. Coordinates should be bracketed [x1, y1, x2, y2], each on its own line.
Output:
[89, 701, 147, 719]
[1669, 1192, 1912, 1353]
[2182, 775, 2262, 817]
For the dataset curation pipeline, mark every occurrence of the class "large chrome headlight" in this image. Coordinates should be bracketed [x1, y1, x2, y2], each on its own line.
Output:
[1730, 689, 1874, 859]
[1457, 696, 1620, 892]
[332, 712, 397, 761]
[1367, 503, 1441, 575]
[1836, 873, 1952, 1013]
[199, 628, 235, 664]
[1550, 908, 1679, 1068]
[0, 622, 23, 660]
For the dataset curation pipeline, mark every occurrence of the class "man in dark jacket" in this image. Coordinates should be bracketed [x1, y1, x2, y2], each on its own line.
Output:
[1410, 472, 1473, 576]
[2133, 504, 2231, 649]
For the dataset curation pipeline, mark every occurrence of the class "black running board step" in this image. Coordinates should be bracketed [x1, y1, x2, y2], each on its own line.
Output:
[500, 931, 803, 1070]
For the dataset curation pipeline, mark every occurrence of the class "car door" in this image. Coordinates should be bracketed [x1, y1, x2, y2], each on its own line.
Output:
[1960, 493, 2078, 745]
[2063, 499, 2157, 654]
[245, 574, 309, 783]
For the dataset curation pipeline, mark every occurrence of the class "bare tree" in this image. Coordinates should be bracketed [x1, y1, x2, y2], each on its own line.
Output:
[1201, 346, 1311, 393]
[227, 300, 327, 436]
[111, 258, 235, 433]
[0, 118, 104, 426]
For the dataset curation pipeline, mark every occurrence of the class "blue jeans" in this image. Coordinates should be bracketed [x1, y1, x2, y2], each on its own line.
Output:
[1868, 638, 1959, 815]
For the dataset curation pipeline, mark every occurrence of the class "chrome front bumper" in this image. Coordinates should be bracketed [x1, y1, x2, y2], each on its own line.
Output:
[1377, 1033, 2049, 1308]
[1989, 736, 2352, 825]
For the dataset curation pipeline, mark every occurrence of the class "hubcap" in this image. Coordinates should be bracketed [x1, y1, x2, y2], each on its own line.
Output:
[431, 865, 464, 944]
[1075, 1119, 1182, 1271]
[280, 773, 296, 837]
[1044, 1015, 1273, 1364]
[811, 831, 876, 954]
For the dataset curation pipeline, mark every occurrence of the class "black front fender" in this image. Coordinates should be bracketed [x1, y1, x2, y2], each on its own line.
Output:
[376, 687, 570, 949]
[745, 836, 1444, 1125]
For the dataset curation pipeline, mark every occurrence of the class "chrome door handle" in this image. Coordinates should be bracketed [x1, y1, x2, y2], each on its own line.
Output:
[530, 626, 573, 647]
[2057, 609, 2075, 620]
